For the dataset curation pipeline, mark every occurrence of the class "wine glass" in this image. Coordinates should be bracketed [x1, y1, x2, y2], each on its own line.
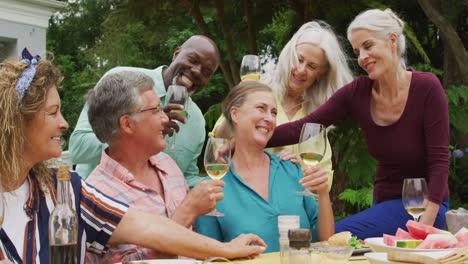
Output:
[296, 123, 327, 197]
[165, 84, 188, 149]
[402, 178, 428, 221]
[240, 55, 261, 81]
[203, 138, 231, 216]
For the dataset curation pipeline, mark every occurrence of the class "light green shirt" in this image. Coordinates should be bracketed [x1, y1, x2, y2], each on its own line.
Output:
[69, 66, 205, 187]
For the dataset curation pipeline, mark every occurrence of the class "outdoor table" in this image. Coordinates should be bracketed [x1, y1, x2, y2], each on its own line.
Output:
[235, 252, 370, 263]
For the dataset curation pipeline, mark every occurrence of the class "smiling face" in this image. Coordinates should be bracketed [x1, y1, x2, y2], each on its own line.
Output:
[24, 86, 69, 164]
[350, 29, 398, 80]
[288, 43, 328, 98]
[231, 90, 277, 148]
[166, 36, 219, 95]
[129, 89, 169, 154]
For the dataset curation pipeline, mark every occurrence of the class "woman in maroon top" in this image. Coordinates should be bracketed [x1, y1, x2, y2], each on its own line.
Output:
[268, 8, 449, 239]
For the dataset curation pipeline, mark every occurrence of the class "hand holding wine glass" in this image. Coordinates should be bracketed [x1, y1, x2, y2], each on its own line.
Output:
[297, 123, 327, 197]
[203, 138, 231, 216]
[240, 55, 261, 81]
[165, 84, 188, 148]
[402, 178, 428, 221]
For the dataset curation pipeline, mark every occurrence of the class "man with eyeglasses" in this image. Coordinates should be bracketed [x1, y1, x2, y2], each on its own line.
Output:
[84, 71, 226, 263]
[69, 35, 220, 188]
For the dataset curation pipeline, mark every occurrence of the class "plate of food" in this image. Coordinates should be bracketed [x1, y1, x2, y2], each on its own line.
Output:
[311, 231, 372, 255]
[365, 220, 468, 253]
[365, 250, 454, 264]
[117, 260, 202, 264]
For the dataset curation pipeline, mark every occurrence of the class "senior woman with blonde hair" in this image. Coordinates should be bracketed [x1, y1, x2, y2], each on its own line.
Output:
[213, 21, 353, 192]
[0, 51, 266, 263]
[196, 81, 334, 252]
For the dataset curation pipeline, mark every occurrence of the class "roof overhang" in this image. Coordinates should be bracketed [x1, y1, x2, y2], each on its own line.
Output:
[0, 0, 66, 28]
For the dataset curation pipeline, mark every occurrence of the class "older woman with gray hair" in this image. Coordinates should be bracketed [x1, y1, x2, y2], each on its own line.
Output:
[268, 8, 450, 239]
[213, 21, 354, 192]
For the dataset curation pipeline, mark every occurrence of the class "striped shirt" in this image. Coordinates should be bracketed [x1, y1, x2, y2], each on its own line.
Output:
[0, 171, 128, 264]
[85, 150, 189, 263]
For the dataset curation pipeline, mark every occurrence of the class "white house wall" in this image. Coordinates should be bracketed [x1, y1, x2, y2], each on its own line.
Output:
[0, 0, 65, 61]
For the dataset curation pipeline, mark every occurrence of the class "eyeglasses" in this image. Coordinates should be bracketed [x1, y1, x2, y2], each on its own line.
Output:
[125, 104, 164, 116]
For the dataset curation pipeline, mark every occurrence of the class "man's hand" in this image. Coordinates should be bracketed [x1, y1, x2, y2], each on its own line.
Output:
[163, 104, 186, 137]
[223, 233, 267, 259]
[0, 260, 13, 264]
[172, 180, 225, 226]
[300, 165, 329, 196]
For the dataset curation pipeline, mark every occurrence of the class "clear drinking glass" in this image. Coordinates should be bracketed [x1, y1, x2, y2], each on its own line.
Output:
[165, 84, 188, 149]
[296, 123, 327, 197]
[203, 138, 231, 217]
[402, 178, 428, 221]
[240, 55, 261, 81]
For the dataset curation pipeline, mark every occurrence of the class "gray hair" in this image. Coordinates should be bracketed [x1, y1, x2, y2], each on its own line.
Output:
[347, 8, 406, 69]
[87, 71, 154, 144]
[263, 21, 353, 114]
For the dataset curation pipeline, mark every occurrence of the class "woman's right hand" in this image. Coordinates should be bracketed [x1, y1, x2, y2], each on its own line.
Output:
[214, 138, 235, 163]
[300, 165, 329, 195]
[0, 259, 13, 264]
[276, 149, 300, 165]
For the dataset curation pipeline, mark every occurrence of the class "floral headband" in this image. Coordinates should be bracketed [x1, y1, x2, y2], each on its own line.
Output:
[15, 48, 41, 100]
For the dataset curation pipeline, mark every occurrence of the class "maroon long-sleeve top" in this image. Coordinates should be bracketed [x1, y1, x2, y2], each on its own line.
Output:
[268, 71, 450, 204]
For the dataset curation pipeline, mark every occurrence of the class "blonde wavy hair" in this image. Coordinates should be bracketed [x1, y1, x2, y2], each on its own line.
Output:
[0, 58, 63, 191]
[264, 21, 353, 114]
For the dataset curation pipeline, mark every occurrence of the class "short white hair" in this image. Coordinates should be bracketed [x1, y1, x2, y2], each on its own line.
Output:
[347, 8, 407, 69]
[263, 21, 353, 113]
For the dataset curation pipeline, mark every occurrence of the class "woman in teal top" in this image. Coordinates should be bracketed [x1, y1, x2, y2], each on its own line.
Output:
[195, 81, 334, 252]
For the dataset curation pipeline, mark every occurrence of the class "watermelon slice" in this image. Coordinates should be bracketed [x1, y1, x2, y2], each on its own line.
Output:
[454, 227, 468, 248]
[396, 240, 423, 248]
[383, 234, 423, 248]
[416, 233, 458, 249]
[383, 234, 397, 246]
[406, 220, 448, 239]
[395, 228, 417, 239]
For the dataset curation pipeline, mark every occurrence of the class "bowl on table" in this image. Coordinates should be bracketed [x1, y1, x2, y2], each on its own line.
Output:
[309, 245, 354, 263]
[364, 237, 456, 253]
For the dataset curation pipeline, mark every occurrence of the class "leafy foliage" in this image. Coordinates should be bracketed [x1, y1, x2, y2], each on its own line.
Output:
[46, 0, 468, 217]
[449, 148, 468, 209]
[338, 187, 374, 214]
[204, 103, 222, 132]
[445, 85, 468, 134]
[330, 122, 377, 188]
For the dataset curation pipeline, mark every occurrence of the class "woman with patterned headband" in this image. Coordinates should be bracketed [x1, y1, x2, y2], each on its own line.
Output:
[0, 49, 266, 263]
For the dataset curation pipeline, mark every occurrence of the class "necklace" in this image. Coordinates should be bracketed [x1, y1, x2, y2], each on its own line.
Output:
[243, 153, 267, 179]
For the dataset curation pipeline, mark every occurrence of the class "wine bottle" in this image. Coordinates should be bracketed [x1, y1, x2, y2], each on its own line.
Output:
[49, 160, 78, 264]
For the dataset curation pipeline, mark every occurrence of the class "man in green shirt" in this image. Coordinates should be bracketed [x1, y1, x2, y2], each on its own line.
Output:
[69, 35, 220, 187]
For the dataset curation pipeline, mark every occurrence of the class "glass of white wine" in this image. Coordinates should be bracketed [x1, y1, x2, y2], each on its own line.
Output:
[203, 138, 231, 217]
[165, 84, 188, 149]
[297, 123, 327, 197]
[240, 55, 261, 81]
[402, 178, 428, 221]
